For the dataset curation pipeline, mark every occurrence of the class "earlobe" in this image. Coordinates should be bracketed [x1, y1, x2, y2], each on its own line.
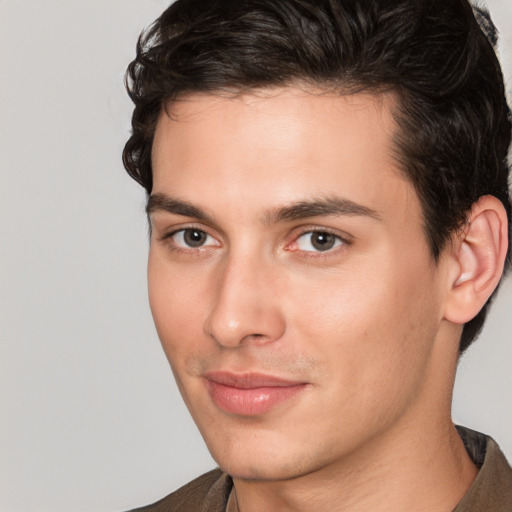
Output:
[444, 195, 508, 325]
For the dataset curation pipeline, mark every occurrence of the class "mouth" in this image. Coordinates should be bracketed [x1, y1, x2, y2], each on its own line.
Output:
[203, 371, 308, 416]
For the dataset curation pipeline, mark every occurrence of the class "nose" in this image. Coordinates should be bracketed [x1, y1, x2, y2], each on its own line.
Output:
[203, 254, 286, 348]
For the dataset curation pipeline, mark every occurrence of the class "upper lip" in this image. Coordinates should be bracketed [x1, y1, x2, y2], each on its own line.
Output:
[203, 371, 306, 389]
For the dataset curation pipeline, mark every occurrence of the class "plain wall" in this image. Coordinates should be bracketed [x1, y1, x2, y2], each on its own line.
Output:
[1, 1, 511, 511]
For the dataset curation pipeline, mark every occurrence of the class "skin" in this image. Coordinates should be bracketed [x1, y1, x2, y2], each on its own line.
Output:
[148, 87, 479, 511]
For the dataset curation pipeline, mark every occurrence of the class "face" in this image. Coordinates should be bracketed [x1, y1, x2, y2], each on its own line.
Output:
[148, 88, 451, 481]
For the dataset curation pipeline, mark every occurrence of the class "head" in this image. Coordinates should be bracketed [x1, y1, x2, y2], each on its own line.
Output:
[124, 0, 511, 354]
[123, 0, 511, 482]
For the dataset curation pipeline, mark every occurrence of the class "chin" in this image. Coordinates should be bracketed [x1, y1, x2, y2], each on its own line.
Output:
[217, 456, 312, 482]
[203, 428, 329, 482]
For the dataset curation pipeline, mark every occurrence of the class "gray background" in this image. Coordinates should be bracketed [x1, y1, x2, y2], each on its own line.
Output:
[1, 1, 511, 511]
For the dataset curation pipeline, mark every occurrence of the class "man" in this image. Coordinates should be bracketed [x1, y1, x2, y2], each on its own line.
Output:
[123, 0, 512, 510]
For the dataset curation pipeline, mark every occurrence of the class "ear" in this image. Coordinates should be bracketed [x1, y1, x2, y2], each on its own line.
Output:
[444, 195, 508, 324]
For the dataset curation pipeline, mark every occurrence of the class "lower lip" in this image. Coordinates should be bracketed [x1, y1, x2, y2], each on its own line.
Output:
[206, 380, 307, 416]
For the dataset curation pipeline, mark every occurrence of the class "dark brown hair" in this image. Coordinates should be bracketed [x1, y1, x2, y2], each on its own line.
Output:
[123, 0, 511, 353]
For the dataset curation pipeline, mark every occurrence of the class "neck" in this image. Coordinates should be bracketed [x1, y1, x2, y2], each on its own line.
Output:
[231, 417, 477, 512]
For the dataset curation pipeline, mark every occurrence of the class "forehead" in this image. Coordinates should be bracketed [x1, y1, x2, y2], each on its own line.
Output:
[154, 87, 397, 153]
[151, 87, 419, 227]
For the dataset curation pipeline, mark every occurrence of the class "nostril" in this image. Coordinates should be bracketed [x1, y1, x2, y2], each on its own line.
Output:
[239, 333, 272, 346]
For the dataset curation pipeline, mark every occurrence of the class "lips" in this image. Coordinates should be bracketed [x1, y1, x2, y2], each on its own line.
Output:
[204, 371, 308, 416]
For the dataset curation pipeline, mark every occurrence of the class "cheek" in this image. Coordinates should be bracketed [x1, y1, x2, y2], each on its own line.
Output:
[289, 260, 439, 409]
[147, 252, 208, 360]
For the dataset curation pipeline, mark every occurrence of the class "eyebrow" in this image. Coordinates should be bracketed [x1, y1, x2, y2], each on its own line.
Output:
[146, 194, 215, 223]
[262, 196, 381, 224]
[146, 193, 381, 225]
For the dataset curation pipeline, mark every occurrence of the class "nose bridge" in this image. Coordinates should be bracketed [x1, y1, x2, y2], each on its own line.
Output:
[203, 246, 285, 348]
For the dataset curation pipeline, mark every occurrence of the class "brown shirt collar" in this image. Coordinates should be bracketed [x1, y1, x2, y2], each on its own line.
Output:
[453, 426, 512, 511]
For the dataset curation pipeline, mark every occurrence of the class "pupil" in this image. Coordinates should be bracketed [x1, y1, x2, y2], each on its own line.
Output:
[184, 229, 206, 247]
[312, 232, 335, 251]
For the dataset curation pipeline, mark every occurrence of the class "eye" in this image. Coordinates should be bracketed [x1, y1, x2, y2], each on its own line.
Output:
[295, 231, 344, 252]
[167, 228, 218, 249]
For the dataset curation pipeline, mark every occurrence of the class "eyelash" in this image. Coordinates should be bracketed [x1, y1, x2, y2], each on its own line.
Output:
[158, 226, 351, 257]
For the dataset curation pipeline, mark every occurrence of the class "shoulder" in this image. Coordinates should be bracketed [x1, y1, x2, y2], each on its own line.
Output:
[128, 468, 232, 512]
